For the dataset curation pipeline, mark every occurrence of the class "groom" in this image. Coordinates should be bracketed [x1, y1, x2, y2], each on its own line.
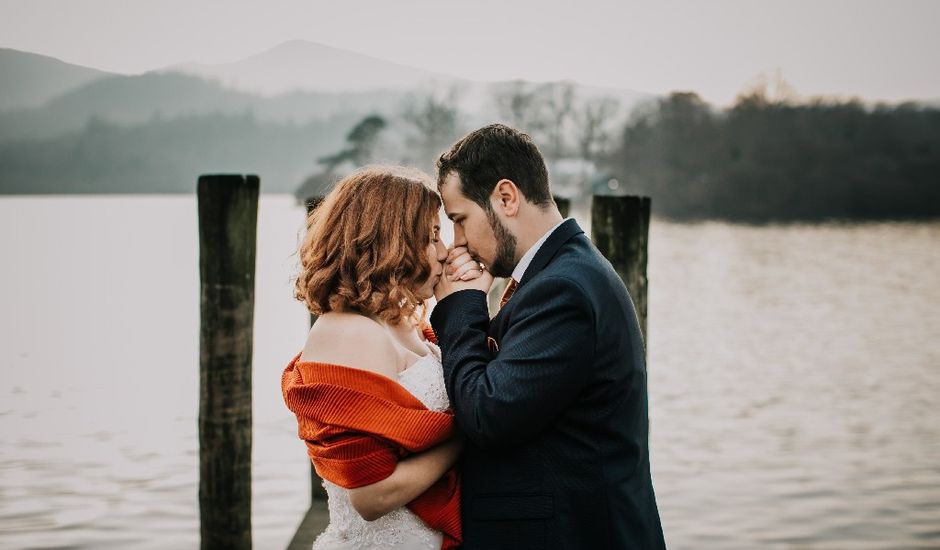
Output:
[431, 124, 666, 549]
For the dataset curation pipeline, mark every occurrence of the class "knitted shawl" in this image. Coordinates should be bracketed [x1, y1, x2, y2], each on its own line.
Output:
[281, 335, 461, 549]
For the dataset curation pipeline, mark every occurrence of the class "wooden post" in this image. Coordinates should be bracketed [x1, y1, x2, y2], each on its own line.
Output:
[303, 197, 329, 504]
[198, 174, 259, 550]
[590, 195, 650, 346]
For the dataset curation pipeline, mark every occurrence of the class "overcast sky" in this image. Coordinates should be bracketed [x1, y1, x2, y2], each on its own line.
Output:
[1, 0, 938, 105]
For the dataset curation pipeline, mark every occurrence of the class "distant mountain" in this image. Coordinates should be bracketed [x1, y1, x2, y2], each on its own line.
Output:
[0, 48, 113, 111]
[166, 40, 464, 95]
[0, 71, 412, 143]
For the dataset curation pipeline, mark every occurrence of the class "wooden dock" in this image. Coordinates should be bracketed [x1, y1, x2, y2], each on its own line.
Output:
[285, 502, 329, 550]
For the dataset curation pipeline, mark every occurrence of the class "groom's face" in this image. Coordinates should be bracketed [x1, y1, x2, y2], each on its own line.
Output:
[440, 172, 505, 275]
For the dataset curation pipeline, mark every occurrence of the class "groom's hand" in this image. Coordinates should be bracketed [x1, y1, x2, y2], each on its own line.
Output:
[435, 246, 493, 301]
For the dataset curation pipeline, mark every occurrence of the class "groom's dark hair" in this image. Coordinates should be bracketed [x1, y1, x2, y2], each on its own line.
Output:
[436, 123, 553, 210]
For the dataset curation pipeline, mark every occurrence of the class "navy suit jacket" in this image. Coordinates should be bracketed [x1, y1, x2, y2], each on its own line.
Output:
[430, 219, 666, 550]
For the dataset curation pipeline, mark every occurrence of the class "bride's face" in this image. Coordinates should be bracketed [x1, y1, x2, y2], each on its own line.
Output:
[415, 216, 447, 301]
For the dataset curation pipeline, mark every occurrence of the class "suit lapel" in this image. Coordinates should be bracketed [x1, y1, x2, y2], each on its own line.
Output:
[518, 218, 584, 286]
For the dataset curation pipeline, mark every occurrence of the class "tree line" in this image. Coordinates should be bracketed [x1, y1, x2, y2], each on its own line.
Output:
[605, 87, 940, 221]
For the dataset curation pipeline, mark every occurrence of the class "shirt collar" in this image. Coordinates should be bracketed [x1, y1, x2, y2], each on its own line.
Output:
[511, 218, 570, 283]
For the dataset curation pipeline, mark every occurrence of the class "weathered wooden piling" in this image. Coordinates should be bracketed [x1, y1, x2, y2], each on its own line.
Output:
[590, 195, 650, 345]
[198, 174, 259, 550]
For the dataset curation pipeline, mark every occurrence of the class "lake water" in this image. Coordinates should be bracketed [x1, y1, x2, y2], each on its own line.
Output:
[1, 196, 938, 549]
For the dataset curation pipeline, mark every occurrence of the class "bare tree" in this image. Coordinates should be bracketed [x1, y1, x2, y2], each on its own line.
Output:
[735, 69, 800, 107]
[573, 96, 619, 164]
[540, 82, 577, 161]
[490, 80, 548, 137]
[400, 88, 462, 173]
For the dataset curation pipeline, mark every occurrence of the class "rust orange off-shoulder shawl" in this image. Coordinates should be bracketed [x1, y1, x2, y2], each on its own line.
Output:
[280, 330, 461, 549]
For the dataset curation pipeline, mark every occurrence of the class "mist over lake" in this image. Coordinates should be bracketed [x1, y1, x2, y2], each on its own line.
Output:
[1, 196, 937, 549]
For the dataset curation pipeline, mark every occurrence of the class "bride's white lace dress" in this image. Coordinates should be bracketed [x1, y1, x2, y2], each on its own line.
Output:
[312, 342, 449, 550]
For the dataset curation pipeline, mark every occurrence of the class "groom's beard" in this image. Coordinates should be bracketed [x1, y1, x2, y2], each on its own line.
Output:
[485, 206, 517, 278]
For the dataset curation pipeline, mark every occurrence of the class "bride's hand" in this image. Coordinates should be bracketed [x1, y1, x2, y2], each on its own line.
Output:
[435, 246, 493, 300]
[447, 247, 486, 282]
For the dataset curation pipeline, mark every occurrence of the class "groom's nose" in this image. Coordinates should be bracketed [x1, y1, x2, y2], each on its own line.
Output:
[452, 224, 467, 247]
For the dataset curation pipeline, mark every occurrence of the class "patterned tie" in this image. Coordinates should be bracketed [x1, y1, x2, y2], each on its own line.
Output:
[498, 277, 519, 310]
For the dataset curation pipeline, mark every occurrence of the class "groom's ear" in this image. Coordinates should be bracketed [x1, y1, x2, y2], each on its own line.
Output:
[492, 179, 520, 217]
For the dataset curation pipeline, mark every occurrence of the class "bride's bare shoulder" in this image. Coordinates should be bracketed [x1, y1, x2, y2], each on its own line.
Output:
[299, 312, 399, 378]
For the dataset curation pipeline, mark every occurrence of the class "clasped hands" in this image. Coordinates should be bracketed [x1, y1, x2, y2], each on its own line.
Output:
[434, 246, 494, 301]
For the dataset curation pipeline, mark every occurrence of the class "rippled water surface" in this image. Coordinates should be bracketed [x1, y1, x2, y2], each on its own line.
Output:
[1, 196, 938, 549]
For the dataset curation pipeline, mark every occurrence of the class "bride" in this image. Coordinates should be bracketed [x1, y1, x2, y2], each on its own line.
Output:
[282, 166, 486, 550]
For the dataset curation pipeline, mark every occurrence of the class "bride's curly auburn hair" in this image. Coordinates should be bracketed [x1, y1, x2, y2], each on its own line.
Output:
[294, 166, 441, 325]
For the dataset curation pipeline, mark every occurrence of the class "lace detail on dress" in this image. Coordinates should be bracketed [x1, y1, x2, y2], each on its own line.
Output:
[312, 344, 450, 550]
[315, 482, 442, 549]
[397, 343, 448, 412]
